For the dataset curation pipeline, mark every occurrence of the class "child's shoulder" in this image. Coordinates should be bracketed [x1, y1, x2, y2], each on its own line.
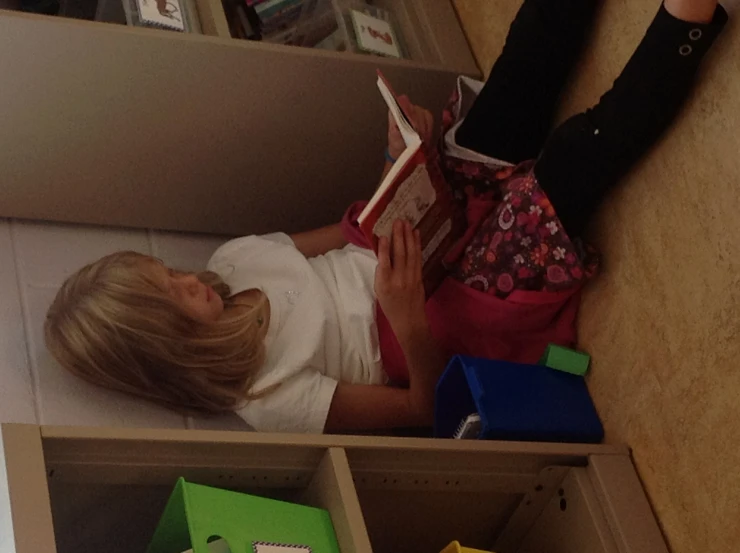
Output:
[208, 233, 296, 271]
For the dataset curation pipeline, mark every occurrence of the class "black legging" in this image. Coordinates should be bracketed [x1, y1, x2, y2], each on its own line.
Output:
[456, 0, 728, 238]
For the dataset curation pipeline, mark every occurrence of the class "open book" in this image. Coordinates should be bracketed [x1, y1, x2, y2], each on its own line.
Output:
[358, 72, 465, 296]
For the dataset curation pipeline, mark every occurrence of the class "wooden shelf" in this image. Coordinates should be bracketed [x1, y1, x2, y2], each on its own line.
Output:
[190, 0, 479, 75]
[373, 0, 477, 75]
[303, 448, 373, 553]
[193, 0, 228, 37]
[1, 424, 671, 553]
[0, 6, 479, 236]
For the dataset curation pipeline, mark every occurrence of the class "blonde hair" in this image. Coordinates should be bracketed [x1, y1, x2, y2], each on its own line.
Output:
[44, 251, 268, 415]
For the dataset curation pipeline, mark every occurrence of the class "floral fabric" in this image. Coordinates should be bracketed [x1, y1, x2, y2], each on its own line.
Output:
[439, 84, 599, 298]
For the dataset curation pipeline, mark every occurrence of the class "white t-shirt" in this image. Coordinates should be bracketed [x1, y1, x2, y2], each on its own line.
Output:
[206, 233, 384, 433]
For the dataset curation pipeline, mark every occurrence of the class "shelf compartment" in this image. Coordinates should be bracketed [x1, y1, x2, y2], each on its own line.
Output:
[512, 468, 619, 553]
[345, 446, 577, 553]
[40, 431, 375, 553]
[2, 424, 654, 553]
[191, 0, 479, 75]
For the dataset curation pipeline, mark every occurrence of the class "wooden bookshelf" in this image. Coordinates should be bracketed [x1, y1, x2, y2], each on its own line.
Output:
[0, 5, 478, 236]
[372, 0, 477, 74]
[0, 0, 477, 74]
[1, 424, 670, 553]
[193, 0, 228, 36]
[190, 0, 479, 75]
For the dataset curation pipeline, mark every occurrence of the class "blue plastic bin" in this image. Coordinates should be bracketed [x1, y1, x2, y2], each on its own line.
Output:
[434, 355, 604, 443]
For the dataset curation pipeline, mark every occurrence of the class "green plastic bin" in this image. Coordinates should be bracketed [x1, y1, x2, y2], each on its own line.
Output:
[147, 478, 341, 553]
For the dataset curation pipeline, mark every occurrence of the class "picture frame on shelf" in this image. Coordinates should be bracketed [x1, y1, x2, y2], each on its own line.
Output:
[128, 0, 189, 31]
[349, 8, 401, 58]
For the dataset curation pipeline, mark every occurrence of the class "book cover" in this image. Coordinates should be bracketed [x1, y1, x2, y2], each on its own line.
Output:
[358, 71, 465, 296]
[256, 0, 300, 20]
[236, 5, 259, 40]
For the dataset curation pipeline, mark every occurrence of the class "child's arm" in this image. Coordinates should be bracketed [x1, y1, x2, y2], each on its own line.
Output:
[325, 219, 447, 432]
[324, 220, 446, 432]
[289, 223, 348, 257]
[324, 321, 446, 432]
[325, 382, 433, 432]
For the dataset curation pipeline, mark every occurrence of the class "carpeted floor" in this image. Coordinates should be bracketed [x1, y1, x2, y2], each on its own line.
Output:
[452, 1, 740, 552]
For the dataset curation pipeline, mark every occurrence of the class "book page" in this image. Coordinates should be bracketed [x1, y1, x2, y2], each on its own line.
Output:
[358, 142, 422, 222]
[372, 164, 436, 238]
[376, 75, 419, 148]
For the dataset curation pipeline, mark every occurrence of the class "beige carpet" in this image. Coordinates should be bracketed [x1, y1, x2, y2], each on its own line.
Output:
[453, 1, 740, 552]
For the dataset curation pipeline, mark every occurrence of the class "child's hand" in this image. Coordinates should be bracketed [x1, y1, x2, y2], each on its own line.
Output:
[387, 95, 435, 161]
[374, 220, 428, 342]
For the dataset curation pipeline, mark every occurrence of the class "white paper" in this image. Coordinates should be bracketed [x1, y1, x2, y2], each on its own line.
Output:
[351, 10, 401, 58]
[376, 75, 418, 148]
[372, 164, 436, 239]
[358, 73, 423, 224]
[182, 539, 313, 553]
[136, 0, 185, 30]
[254, 544, 312, 553]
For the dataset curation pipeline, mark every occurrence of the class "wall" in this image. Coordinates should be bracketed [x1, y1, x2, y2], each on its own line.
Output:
[0, 14, 462, 237]
[0, 218, 249, 430]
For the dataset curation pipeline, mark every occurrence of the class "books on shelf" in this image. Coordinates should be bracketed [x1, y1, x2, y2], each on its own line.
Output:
[222, 0, 261, 39]
[223, 0, 307, 42]
[222, 0, 406, 57]
[256, 0, 304, 34]
[358, 72, 466, 297]
[236, 2, 261, 39]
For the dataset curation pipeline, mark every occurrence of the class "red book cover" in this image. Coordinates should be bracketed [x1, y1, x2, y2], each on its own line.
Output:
[358, 71, 465, 296]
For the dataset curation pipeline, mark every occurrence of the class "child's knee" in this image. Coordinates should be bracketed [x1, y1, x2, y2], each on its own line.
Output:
[536, 113, 606, 182]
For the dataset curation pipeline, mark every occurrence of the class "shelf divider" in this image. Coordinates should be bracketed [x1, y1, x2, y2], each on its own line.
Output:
[1, 424, 58, 553]
[302, 447, 373, 553]
[193, 0, 229, 37]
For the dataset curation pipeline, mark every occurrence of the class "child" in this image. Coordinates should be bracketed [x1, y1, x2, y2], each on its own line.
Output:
[45, 0, 729, 434]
